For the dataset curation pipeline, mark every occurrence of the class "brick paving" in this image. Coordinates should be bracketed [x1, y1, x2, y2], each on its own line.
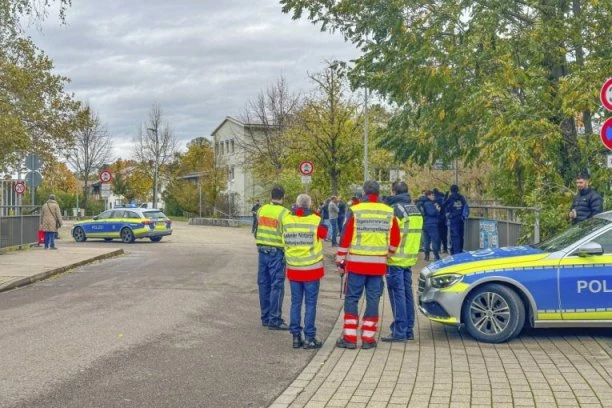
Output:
[270, 265, 612, 408]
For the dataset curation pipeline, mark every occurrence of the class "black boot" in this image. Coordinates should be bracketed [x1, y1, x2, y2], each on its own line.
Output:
[303, 337, 322, 349]
[293, 334, 304, 349]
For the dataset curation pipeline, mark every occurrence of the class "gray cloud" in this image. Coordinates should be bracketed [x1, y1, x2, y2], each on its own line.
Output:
[27, 0, 359, 157]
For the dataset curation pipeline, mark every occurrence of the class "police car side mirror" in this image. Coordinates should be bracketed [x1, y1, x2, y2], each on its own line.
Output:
[573, 242, 603, 257]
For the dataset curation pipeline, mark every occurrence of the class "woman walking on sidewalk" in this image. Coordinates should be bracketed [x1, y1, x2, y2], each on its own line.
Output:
[40, 194, 63, 250]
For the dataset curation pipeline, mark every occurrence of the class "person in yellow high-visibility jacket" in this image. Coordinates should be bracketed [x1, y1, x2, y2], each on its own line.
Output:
[255, 186, 289, 330]
[283, 194, 329, 349]
[383, 181, 423, 342]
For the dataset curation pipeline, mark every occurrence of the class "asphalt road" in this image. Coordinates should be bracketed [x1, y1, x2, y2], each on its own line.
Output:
[0, 222, 344, 408]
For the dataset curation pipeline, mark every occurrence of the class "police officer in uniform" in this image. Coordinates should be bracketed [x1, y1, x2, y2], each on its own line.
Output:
[283, 194, 328, 349]
[383, 181, 423, 342]
[335, 181, 401, 349]
[256, 186, 289, 330]
[445, 184, 469, 255]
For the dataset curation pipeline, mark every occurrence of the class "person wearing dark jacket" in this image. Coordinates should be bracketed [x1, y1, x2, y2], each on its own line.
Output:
[445, 184, 469, 255]
[422, 191, 441, 261]
[569, 173, 603, 224]
[433, 188, 448, 253]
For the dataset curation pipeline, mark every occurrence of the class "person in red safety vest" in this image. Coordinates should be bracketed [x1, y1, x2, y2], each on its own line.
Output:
[283, 193, 329, 349]
[335, 181, 401, 349]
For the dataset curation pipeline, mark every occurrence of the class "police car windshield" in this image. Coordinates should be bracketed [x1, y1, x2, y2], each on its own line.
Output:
[144, 210, 166, 219]
[535, 217, 609, 252]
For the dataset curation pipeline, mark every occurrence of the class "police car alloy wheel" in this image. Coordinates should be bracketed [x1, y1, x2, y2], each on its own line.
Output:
[72, 226, 87, 242]
[461, 283, 525, 343]
[121, 228, 135, 243]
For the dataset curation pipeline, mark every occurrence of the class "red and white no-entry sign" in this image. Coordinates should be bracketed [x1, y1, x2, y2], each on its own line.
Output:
[14, 181, 26, 195]
[99, 170, 113, 183]
[601, 78, 612, 111]
[299, 161, 314, 176]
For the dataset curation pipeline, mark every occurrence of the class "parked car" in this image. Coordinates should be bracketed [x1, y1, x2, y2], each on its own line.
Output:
[71, 206, 172, 243]
[418, 212, 612, 343]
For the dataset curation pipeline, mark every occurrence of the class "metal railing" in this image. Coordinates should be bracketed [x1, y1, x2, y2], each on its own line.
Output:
[0, 206, 41, 249]
[464, 205, 540, 251]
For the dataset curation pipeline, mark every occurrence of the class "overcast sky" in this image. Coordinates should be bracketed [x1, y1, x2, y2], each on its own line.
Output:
[27, 0, 359, 159]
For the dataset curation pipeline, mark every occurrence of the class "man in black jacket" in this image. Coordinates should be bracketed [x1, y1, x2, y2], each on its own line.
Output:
[569, 173, 603, 224]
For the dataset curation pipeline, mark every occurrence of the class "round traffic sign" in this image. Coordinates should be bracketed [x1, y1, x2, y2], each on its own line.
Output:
[14, 181, 26, 195]
[600, 117, 612, 150]
[601, 78, 612, 111]
[299, 161, 314, 176]
[99, 170, 113, 183]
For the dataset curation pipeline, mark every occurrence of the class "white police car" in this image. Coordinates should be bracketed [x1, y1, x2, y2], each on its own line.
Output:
[71, 206, 172, 243]
[418, 212, 612, 343]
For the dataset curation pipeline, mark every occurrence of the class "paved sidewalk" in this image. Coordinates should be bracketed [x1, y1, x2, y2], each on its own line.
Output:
[271, 265, 612, 408]
[0, 242, 123, 293]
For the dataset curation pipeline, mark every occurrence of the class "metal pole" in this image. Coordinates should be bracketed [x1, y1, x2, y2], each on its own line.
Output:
[153, 162, 158, 208]
[454, 159, 459, 185]
[534, 209, 541, 244]
[364, 87, 369, 181]
[198, 179, 202, 217]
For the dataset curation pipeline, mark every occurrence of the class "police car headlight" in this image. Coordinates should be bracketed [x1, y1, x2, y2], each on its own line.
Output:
[430, 274, 463, 289]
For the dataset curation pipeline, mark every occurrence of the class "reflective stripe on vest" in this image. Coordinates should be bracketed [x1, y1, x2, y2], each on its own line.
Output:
[350, 202, 394, 256]
[283, 214, 323, 267]
[255, 204, 288, 247]
[388, 210, 423, 267]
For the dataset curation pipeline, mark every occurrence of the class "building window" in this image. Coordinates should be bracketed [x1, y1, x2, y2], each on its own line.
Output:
[231, 140, 235, 153]
[220, 142, 224, 155]
[225, 140, 230, 154]
[215, 142, 219, 155]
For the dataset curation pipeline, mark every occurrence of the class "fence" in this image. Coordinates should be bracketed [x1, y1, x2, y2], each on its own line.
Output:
[0, 206, 40, 249]
[463, 205, 540, 251]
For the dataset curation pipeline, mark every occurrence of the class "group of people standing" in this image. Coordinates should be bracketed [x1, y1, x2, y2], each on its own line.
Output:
[415, 185, 469, 262]
[254, 180, 438, 350]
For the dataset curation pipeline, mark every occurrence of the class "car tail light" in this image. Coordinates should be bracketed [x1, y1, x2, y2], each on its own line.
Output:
[142, 219, 152, 225]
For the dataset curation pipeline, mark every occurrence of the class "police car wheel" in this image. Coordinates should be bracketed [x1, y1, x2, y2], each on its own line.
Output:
[462, 284, 525, 343]
[120, 228, 135, 243]
[72, 227, 87, 242]
[150, 236, 162, 242]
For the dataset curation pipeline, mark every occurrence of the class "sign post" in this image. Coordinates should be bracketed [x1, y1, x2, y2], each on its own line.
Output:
[99, 170, 112, 210]
[14, 181, 26, 195]
[601, 117, 612, 151]
[299, 161, 314, 192]
[600, 78, 612, 111]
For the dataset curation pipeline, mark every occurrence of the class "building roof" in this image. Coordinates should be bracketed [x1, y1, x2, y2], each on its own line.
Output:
[210, 116, 277, 137]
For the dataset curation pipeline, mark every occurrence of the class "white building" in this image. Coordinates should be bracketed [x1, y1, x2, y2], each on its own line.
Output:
[210, 116, 266, 217]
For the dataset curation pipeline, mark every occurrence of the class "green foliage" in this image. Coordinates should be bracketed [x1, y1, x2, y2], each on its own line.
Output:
[280, 0, 611, 238]
[0, 37, 80, 169]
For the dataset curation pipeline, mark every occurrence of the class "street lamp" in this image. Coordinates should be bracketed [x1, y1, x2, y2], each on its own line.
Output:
[364, 86, 369, 182]
[147, 127, 159, 209]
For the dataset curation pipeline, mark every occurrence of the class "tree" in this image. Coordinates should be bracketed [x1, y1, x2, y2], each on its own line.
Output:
[163, 137, 226, 216]
[133, 103, 178, 208]
[281, 0, 611, 237]
[0, 0, 79, 171]
[66, 106, 113, 211]
[236, 76, 301, 181]
[0, 37, 80, 171]
[289, 62, 363, 195]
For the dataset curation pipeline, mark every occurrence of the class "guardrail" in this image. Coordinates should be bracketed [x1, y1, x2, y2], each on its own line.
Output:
[0, 215, 39, 249]
[464, 205, 540, 251]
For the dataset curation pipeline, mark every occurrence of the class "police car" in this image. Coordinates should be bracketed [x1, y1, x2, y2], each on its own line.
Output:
[71, 205, 172, 243]
[418, 212, 612, 343]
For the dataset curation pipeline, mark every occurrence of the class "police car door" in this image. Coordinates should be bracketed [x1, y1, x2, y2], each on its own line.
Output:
[559, 228, 612, 321]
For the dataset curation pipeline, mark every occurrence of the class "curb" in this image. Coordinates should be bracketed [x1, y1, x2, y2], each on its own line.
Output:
[0, 249, 125, 293]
